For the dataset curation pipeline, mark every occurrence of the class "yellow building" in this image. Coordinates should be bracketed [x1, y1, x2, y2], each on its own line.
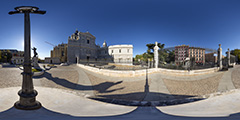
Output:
[50, 43, 68, 63]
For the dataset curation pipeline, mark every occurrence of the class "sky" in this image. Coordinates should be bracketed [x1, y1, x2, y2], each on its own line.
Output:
[0, 0, 240, 59]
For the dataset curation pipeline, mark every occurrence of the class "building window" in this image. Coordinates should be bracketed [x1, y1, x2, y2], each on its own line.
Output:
[127, 49, 129, 53]
[87, 40, 90, 44]
[119, 49, 121, 53]
[112, 50, 113, 53]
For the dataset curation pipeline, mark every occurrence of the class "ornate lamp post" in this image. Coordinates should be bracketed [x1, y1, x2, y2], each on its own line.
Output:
[9, 6, 46, 110]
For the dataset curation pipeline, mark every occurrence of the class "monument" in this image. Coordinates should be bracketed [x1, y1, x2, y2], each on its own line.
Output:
[227, 48, 230, 67]
[9, 6, 46, 110]
[148, 58, 150, 68]
[154, 42, 159, 68]
[32, 47, 41, 69]
[217, 44, 222, 70]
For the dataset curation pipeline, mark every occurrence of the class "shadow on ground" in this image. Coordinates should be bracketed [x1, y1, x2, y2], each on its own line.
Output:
[0, 106, 240, 120]
[33, 72, 124, 94]
[33, 71, 203, 106]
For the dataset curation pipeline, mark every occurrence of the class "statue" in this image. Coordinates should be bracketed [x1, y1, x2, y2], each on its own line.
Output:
[154, 42, 159, 68]
[32, 47, 40, 69]
[32, 47, 38, 57]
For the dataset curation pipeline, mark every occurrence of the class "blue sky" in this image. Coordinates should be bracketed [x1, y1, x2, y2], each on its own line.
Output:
[1, 0, 240, 59]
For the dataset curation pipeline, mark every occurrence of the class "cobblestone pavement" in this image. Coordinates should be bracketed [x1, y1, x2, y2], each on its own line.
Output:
[35, 66, 79, 90]
[163, 73, 224, 96]
[0, 67, 21, 88]
[1, 64, 240, 102]
[86, 72, 147, 101]
[232, 65, 240, 89]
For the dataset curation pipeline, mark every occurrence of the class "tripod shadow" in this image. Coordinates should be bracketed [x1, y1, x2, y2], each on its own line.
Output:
[91, 68, 201, 105]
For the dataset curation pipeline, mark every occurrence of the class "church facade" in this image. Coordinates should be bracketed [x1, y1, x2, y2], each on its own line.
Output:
[48, 30, 133, 65]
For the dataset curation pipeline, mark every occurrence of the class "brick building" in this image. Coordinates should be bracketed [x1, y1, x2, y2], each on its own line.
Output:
[175, 45, 205, 65]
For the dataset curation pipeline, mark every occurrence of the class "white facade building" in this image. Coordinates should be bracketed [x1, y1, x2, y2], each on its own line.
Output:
[108, 45, 133, 65]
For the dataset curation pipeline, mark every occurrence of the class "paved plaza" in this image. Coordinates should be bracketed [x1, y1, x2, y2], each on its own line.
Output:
[0, 64, 239, 100]
[0, 64, 240, 119]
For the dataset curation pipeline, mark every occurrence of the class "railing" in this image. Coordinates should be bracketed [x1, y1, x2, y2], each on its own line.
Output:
[78, 60, 220, 71]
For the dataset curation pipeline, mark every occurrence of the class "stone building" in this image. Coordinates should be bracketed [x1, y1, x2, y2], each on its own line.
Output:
[11, 50, 24, 64]
[189, 47, 205, 64]
[67, 30, 99, 63]
[175, 45, 205, 65]
[108, 45, 133, 64]
[51, 43, 68, 63]
[175, 45, 189, 65]
[97, 40, 113, 63]
[205, 53, 217, 64]
[48, 30, 133, 64]
[0, 49, 24, 64]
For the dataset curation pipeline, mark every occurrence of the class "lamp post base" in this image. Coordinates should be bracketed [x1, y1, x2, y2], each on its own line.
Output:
[14, 101, 41, 110]
[14, 90, 42, 110]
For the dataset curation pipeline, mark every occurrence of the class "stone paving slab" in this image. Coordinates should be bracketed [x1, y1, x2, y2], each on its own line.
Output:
[159, 89, 240, 117]
[1, 87, 240, 119]
[231, 65, 240, 89]
[0, 68, 22, 88]
[73, 65, 95, 97]
[0, 87, 136, 116]
[217, 67, 236, 92]
[1, 64, 240, 104]
[86, 72, 147, 101]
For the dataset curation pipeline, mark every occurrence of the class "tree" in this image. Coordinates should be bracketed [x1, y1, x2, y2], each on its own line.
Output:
[165, 50, 175, 63]
[135, 42, 171, 64]
[230, 49, 240, 63]
[0, 50, 12, 63]
[134, 53, 152, 62]
[146, 43, 165, 61]
[146, 43, 165, 53]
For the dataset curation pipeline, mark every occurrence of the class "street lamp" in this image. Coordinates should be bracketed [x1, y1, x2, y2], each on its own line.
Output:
[9, 6, 46, 110]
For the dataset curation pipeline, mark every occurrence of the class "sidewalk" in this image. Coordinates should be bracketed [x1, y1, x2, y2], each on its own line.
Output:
[1, 87, 240, 120]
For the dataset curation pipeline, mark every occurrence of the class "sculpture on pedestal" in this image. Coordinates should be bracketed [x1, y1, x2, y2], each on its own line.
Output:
[32, 47, 40, 69]
[217, 44, 222, 70]
[227, 48, 230, 67]
[154, 42, 159, 68]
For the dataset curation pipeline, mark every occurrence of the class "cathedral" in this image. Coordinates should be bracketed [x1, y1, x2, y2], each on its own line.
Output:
[47, 29, 133, 65]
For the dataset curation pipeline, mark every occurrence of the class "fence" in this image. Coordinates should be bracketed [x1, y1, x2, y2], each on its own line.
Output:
[79, 60, 219, 71]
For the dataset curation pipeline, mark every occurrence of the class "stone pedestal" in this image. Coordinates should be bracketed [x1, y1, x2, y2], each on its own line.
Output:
[151, 59, 154, 68]
[217, 44, 222, 70]
[148, 59, 150, 68]
[32, 57, 40, 69]
[154, 42, 159, 68]
[227, 48, 230, 66]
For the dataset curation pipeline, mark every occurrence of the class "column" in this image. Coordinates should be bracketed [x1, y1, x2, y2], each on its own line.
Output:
[228, 48, 230, 66]
[218, 44, 222, 70]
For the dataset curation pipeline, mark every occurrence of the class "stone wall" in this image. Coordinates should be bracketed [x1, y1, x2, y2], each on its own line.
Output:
[77, 64, 218, 77]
